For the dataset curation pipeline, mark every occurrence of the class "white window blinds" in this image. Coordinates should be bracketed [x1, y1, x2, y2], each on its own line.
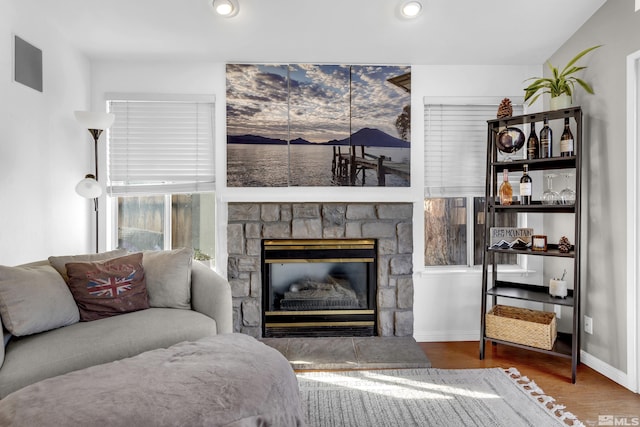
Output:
[107, 99, 215, 195]
[424, 102, 522, 197]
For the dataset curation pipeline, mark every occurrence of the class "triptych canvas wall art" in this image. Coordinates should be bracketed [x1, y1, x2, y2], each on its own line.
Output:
[226, 64, 411, 187]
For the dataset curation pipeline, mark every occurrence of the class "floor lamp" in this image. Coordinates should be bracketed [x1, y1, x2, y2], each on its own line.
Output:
[74, 111, 115, 253]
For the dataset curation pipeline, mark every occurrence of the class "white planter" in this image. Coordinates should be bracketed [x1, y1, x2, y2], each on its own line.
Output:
[549, 279, 568, 298]
[550, 93, 572, 110]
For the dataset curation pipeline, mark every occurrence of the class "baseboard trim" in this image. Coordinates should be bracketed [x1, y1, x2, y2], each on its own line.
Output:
[413, 330, 479, 342]
[580, 350, 637, 393]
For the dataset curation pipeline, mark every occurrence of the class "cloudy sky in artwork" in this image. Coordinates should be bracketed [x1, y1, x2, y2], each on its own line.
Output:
[226, 64, 410, 143]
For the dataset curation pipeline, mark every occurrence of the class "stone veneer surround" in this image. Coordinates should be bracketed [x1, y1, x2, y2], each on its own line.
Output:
[227, 202, 413, 338]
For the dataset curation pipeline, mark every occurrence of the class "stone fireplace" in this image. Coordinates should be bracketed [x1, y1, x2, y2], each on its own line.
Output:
[227, 202, 413, 338]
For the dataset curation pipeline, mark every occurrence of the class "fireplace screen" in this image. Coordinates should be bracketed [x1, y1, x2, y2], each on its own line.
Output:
[262, 239, 377, 337]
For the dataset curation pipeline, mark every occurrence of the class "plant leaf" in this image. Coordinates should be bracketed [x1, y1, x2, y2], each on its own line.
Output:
[574, 78, 595, 94]
[562, 66, 587, 76]
[559, 45, 602, 76]
[523, 45, 602, 103]
[526, 92, 543, 106]
[550, 63, 559, 79]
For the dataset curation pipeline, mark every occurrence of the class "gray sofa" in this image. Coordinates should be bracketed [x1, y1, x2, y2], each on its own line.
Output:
[0, 249, 233, 399]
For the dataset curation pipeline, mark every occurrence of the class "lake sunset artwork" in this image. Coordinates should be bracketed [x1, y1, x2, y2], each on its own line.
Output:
[226, 64, 411, 187]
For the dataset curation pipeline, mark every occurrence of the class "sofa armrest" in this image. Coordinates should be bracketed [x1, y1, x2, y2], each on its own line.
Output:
[190, 261, 233, 334]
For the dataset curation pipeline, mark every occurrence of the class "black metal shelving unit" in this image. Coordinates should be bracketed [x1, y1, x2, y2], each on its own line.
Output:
[479, 107, 582, 383]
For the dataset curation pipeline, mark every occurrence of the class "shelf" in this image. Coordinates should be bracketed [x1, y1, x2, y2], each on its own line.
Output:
[487, 244, 575, 258]
[487, 281, 574, 307]
[481, 107, 581, 383]
[487, 106, 582, 127]
[492, 156, 576, 172]
[483, 332, 573, 358]
[489, 202, 575, 213]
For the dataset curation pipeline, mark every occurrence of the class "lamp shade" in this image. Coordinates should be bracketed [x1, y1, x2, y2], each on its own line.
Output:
[76, 174, 102, 198]
[74, 111, 115, 130]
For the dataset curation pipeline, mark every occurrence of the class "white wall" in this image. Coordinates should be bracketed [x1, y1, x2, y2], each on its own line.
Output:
[91, 60, 540, 342]
[547, 0, 640, 379]
[0, 2, 92, 265]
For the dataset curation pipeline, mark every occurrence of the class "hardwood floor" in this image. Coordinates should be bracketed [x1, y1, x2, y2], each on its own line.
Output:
[419, 341, 640, 426]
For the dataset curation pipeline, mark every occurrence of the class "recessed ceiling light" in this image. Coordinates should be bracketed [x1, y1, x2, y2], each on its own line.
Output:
[401, 1, 422, 18]
[212, 0, 239, 17]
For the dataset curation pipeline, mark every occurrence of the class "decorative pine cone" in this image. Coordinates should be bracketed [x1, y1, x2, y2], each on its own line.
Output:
[497, 98, 513, 118]
[558, 236, 571, 253]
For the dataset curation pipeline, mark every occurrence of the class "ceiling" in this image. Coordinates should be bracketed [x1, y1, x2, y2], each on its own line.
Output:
[20, 0, 606, 64]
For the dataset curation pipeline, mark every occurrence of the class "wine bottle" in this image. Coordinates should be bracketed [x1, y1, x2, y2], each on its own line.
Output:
[560, 117, 574, 157]
[540, 117, 552, 158]
[520, 164, 532, 205]
[499, 169, 513, 205]
[527, 122, 539, 160]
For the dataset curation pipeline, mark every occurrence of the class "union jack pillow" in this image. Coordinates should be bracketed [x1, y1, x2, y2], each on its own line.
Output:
[65, 252, 149, 321]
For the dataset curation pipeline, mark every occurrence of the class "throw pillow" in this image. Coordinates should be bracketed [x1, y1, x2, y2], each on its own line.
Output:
[142, 248, 193, 309]
[48, 249, 128, 282]
[65, 252, 149, 321]
[0, 264, 80, 336]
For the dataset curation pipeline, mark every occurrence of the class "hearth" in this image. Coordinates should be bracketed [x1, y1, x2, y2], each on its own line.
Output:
[262, 239, 377, 337]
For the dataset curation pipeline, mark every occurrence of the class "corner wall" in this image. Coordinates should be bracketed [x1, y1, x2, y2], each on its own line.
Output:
[0, 2, 92, 265]
[546, 0, 640, 376]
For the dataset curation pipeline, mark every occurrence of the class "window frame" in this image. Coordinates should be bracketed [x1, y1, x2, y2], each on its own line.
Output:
[422, 96, 531, 272]
[104, 93, 216, 261]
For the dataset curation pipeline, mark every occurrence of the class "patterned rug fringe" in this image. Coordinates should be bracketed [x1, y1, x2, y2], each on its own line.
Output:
[505, 367, 585, 427]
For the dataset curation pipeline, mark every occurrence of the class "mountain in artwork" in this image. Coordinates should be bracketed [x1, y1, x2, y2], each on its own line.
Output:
[228, 128, 409, 148]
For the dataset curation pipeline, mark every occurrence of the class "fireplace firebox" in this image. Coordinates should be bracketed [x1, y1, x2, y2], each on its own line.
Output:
[262, 239, 377, 337]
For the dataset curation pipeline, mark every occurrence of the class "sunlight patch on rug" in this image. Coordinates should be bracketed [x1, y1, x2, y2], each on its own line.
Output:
[301, 370, 500, 400]
[297, 367, 584, 427]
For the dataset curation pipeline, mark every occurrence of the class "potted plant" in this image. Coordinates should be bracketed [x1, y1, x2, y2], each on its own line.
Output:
[524, 45, 602, 109]
[194, 248, 213, 268]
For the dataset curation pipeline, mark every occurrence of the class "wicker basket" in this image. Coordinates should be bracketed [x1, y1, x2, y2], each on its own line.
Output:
[486, 305, 557, 350]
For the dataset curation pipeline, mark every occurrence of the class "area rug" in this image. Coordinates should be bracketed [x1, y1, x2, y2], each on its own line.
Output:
[296, 367, 584, 427]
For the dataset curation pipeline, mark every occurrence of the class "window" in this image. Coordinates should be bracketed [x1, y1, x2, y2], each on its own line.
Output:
[424, 101, 522, 267]
[116, 194, 215, 261]
[106, 96, 216, 263]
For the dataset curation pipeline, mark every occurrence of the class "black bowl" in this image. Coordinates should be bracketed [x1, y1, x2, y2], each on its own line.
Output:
[496, 127, 525, 154]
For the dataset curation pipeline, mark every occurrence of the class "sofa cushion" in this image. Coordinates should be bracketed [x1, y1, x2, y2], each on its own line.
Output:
[0, 264, 79, 337]
[48, 249, 127, 282]
[65, 253, 149, 321]
[0, 308, 217, 399]
[143, 248, 193, 309]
